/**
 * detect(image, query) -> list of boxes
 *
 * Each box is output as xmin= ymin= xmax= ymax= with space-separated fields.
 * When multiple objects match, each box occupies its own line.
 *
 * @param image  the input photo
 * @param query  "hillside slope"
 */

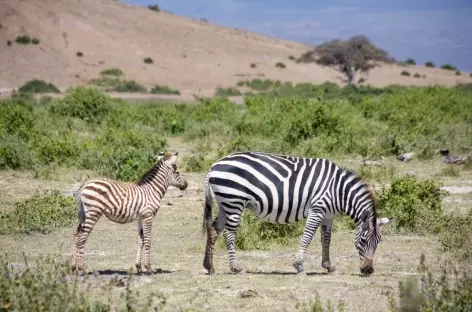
xmin=0 ymin=0 xmax=470 ymax=96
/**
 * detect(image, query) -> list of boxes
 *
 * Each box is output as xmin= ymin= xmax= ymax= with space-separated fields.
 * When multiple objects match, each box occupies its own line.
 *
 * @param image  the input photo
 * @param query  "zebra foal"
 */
xmin=71 ymin=151 xmax=188 ymax=274
xmin=202 ymin=151 xmax=392 ymax=276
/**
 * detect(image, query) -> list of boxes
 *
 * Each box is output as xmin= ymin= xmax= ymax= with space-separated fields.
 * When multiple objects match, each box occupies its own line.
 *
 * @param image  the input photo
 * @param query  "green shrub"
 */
xmin=148 ymin=4 xmax=160 ymax=11
xmin=455 ymin=70 xmax=461 ymax=76
xmin=389 ymin=254 xmax=472 ymax=312
xmin=440 ymin=64 xmax=457 ymax=71
xmin=0 ymin=254 xmax=167 ymax=311
xmin=405 ymin=58 xmax=416 ymax=65
xmin=424 ymin=61 xmax=435 ymax=68
xmin=250 ymin=63 xmax=256 ymax=68
xmin=48 ymin=86 xmax=114 ymax=124
xmin=144 ymin=57 xmax=153 ymax=64
xmin=400 ymin=70 xmax=410 ymax=76
xmin=275 ymin=62 xmax=286 ymax=68
xmin=18 ymin=79 xmax=60 ymax=94
xmin=15 ymin=35 xmax=31 ymax=44
xmin=0 ymin=189 xmax=75 ymax=235
xmin=114 ymin=80 xmax=147 ymax=93
xmin=288 ymin=55 xmax=296 ymax=61
xmin=76 ymin=51 xmax=83 ymax=57
xmin=150 ymin=84 xmax=181 ymax=95
xmin=376 ymin=175 xmax=448 ymax=234
xmin=7 ymin=40 xmax=12 ymax=46
xmin=31 ymin=37 xmax=40 ymax=45
xmin=413 ymin=73 xmax=421 ymax=78
xmin=100 ymin=68 xmax=123 ymax=76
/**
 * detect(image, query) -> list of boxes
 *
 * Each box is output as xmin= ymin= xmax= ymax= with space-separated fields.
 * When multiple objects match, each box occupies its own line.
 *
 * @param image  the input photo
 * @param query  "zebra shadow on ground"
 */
xmin=87 ymin=268 xmax=175 ymax=276
xmin=245 ymin=270 xmax=328 ymax=276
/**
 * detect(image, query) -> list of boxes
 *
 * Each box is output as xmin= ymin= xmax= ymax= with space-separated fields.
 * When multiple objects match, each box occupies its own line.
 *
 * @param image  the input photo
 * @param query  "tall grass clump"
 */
xmin=0 ymin=254 xmax=168 ymax=311
xmin=0 ymin=189 xmax=75 ymax=235
xmin=389 ymin=254 xmax=472 ymax=312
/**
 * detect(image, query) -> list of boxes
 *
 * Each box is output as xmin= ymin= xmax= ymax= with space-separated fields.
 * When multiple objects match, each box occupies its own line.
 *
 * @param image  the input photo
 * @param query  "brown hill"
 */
xmin=1 ymin=0 xmax=471 ymax=97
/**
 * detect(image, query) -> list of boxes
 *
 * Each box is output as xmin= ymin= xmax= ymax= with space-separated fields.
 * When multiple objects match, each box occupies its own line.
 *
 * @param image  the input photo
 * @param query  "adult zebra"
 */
xmin=71 ymin=151 xmax=188 ymax=274
xmin=202 ymin=151 xmax=391 ymax=276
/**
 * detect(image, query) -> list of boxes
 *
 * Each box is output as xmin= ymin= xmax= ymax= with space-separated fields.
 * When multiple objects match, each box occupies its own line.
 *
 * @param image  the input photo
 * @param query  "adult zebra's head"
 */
xmin=157 ymin=151 xmax=188 ymax=191
xmin=354 ymin=190 xmax=392 ymax=276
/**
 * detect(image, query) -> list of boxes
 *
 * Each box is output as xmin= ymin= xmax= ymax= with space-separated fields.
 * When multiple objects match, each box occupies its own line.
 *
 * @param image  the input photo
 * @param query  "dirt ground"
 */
xmin=1 ymin=0 xmax=471 ymax=96
xmin=1 ymin=151 xmax=471 ymax=311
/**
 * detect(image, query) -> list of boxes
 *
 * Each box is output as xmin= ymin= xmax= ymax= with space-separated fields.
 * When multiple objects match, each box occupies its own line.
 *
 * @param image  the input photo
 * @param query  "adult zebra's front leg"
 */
xmin=135 ymin=219 xmax=145 ymax=274
xmin=320 ymin=218 xmax=336 ymax=273
xmin=293 ymin=208 xmax=324 ymax=275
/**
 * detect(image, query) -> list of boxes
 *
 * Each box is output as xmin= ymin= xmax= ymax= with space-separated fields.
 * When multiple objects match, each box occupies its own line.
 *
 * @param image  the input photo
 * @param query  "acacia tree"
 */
xmin=297 ymin=35 xmax=395 ymax=84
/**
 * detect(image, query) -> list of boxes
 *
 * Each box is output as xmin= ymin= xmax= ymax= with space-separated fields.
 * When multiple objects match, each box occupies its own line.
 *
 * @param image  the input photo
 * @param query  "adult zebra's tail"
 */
xmin=202 ymin=173 xmax=214 ymax=235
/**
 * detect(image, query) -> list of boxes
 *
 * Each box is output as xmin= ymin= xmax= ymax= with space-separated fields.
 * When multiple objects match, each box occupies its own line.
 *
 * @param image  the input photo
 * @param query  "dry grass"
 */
xmin=2 ymin=152 xmax=471 ymax=311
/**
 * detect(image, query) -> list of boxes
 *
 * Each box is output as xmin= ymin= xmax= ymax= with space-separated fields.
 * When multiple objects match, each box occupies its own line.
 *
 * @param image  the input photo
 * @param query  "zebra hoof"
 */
xmin=293 ymin=261 xmax=305 ymax=274
xmin=230 ymin=265 xmax=244 ymax=274
xmin=322 ymin=262 xmax=336 ymax=274
xmin=203 ymin=261 xmax=215 ymax=275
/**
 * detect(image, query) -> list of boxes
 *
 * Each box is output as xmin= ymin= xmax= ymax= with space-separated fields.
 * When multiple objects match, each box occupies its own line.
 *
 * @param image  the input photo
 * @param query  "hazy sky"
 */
xmin=126 ymin=0 xmax=472 ymax=71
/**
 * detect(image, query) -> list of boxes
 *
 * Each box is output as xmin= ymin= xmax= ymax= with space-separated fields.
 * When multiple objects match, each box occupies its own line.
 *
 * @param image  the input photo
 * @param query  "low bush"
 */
xmin=76 ymin=51 xmax=83 ymax=57
xmin=215 ymin=87 xmax=241 ymax=97
xmin=114 ymin=80 xmax=147 ymax=93
xmin=413 ymin=73 xmax=421 ymax=78
xmin=48 ymin=86 xmax=114 ymax=124
xmin=275 ymin=62 xmax=286 ymax=68
xmin=424 ymin=61 xmax=435 ymax=68
xmin=143 ymin=57 xmax=154 ymax=64
xmin=150 ymin=84 xmax=181 ymax=95
xmin=18 ymin=79 xmax=60 ymax=94
xmin=99 ymin=68 xmax=123 ymax=76
xmin=440 ymin=64 xmax=457 ymax=71
xmin=31 ymin=38 xmax=40 ymax=45
xmin=0 ymin=189 xmax=75 ymax=235
xmin=15 ymin=35 xmax=31 ymax=44
xmin=376 ymin=175 xmax=448 ymax=234
xmin=400 ymin=70 xmax=410 ymax=76
xmin=438 ymin=209 xmax=472 ymax=261
xmin=405 ymin=58 xmax=416 ymax=65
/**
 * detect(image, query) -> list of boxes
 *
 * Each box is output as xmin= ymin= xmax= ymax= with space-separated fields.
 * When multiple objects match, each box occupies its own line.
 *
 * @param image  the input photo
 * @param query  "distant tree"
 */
xmin=297 ymin=35 xmax=395 ymax=84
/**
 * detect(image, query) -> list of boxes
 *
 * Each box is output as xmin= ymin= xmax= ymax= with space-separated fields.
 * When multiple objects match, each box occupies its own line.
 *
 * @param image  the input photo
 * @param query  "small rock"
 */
xmin=397 ymin=152 xmax=414 ymax=162
xmin=443 ymin=155 xmax=471 ymax=165
xmin=238 ymin=289 xmax=258 ymax=298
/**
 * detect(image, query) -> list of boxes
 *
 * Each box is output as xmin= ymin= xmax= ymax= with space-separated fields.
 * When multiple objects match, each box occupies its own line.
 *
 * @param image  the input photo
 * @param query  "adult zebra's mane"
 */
xmin=340 ymin=166 xmax=378 ymax=232
xmin=136 ymin=158 xmax=165 ymax=186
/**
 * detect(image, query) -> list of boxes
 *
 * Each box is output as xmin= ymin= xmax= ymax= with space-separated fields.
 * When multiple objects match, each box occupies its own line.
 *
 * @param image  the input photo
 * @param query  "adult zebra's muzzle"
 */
xmin=179 ymin=180 xmax=188 ymax=191
xmin=360 ymin=258 xmax=374 ymax=276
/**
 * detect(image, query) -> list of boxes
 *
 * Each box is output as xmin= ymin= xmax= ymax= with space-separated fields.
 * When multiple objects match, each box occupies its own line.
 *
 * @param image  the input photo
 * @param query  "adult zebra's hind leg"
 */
xmin=203 ymin=206 xmax=226 ymax=275
xmin=223 ymin=220 xmax=243 ymax=274
xmin=321 ymin=218 xmax=336 ymax=273
xmin=293 ymin=209 xmax=324 ymax=275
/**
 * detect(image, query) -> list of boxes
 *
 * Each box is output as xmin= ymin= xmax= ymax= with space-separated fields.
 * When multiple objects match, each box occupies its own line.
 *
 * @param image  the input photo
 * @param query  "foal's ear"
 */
xmin=165 ymin=152 xmax=179 ymax=166
xmin=377 ymin=217 xmax=392 ymax=226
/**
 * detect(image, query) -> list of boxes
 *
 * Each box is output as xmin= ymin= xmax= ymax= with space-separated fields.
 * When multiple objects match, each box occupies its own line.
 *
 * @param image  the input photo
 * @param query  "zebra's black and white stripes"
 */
xmin=202 ymin=151 xmax=391 ymax=275
xmin=71 ymin=151 xmax=188 ymax=274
